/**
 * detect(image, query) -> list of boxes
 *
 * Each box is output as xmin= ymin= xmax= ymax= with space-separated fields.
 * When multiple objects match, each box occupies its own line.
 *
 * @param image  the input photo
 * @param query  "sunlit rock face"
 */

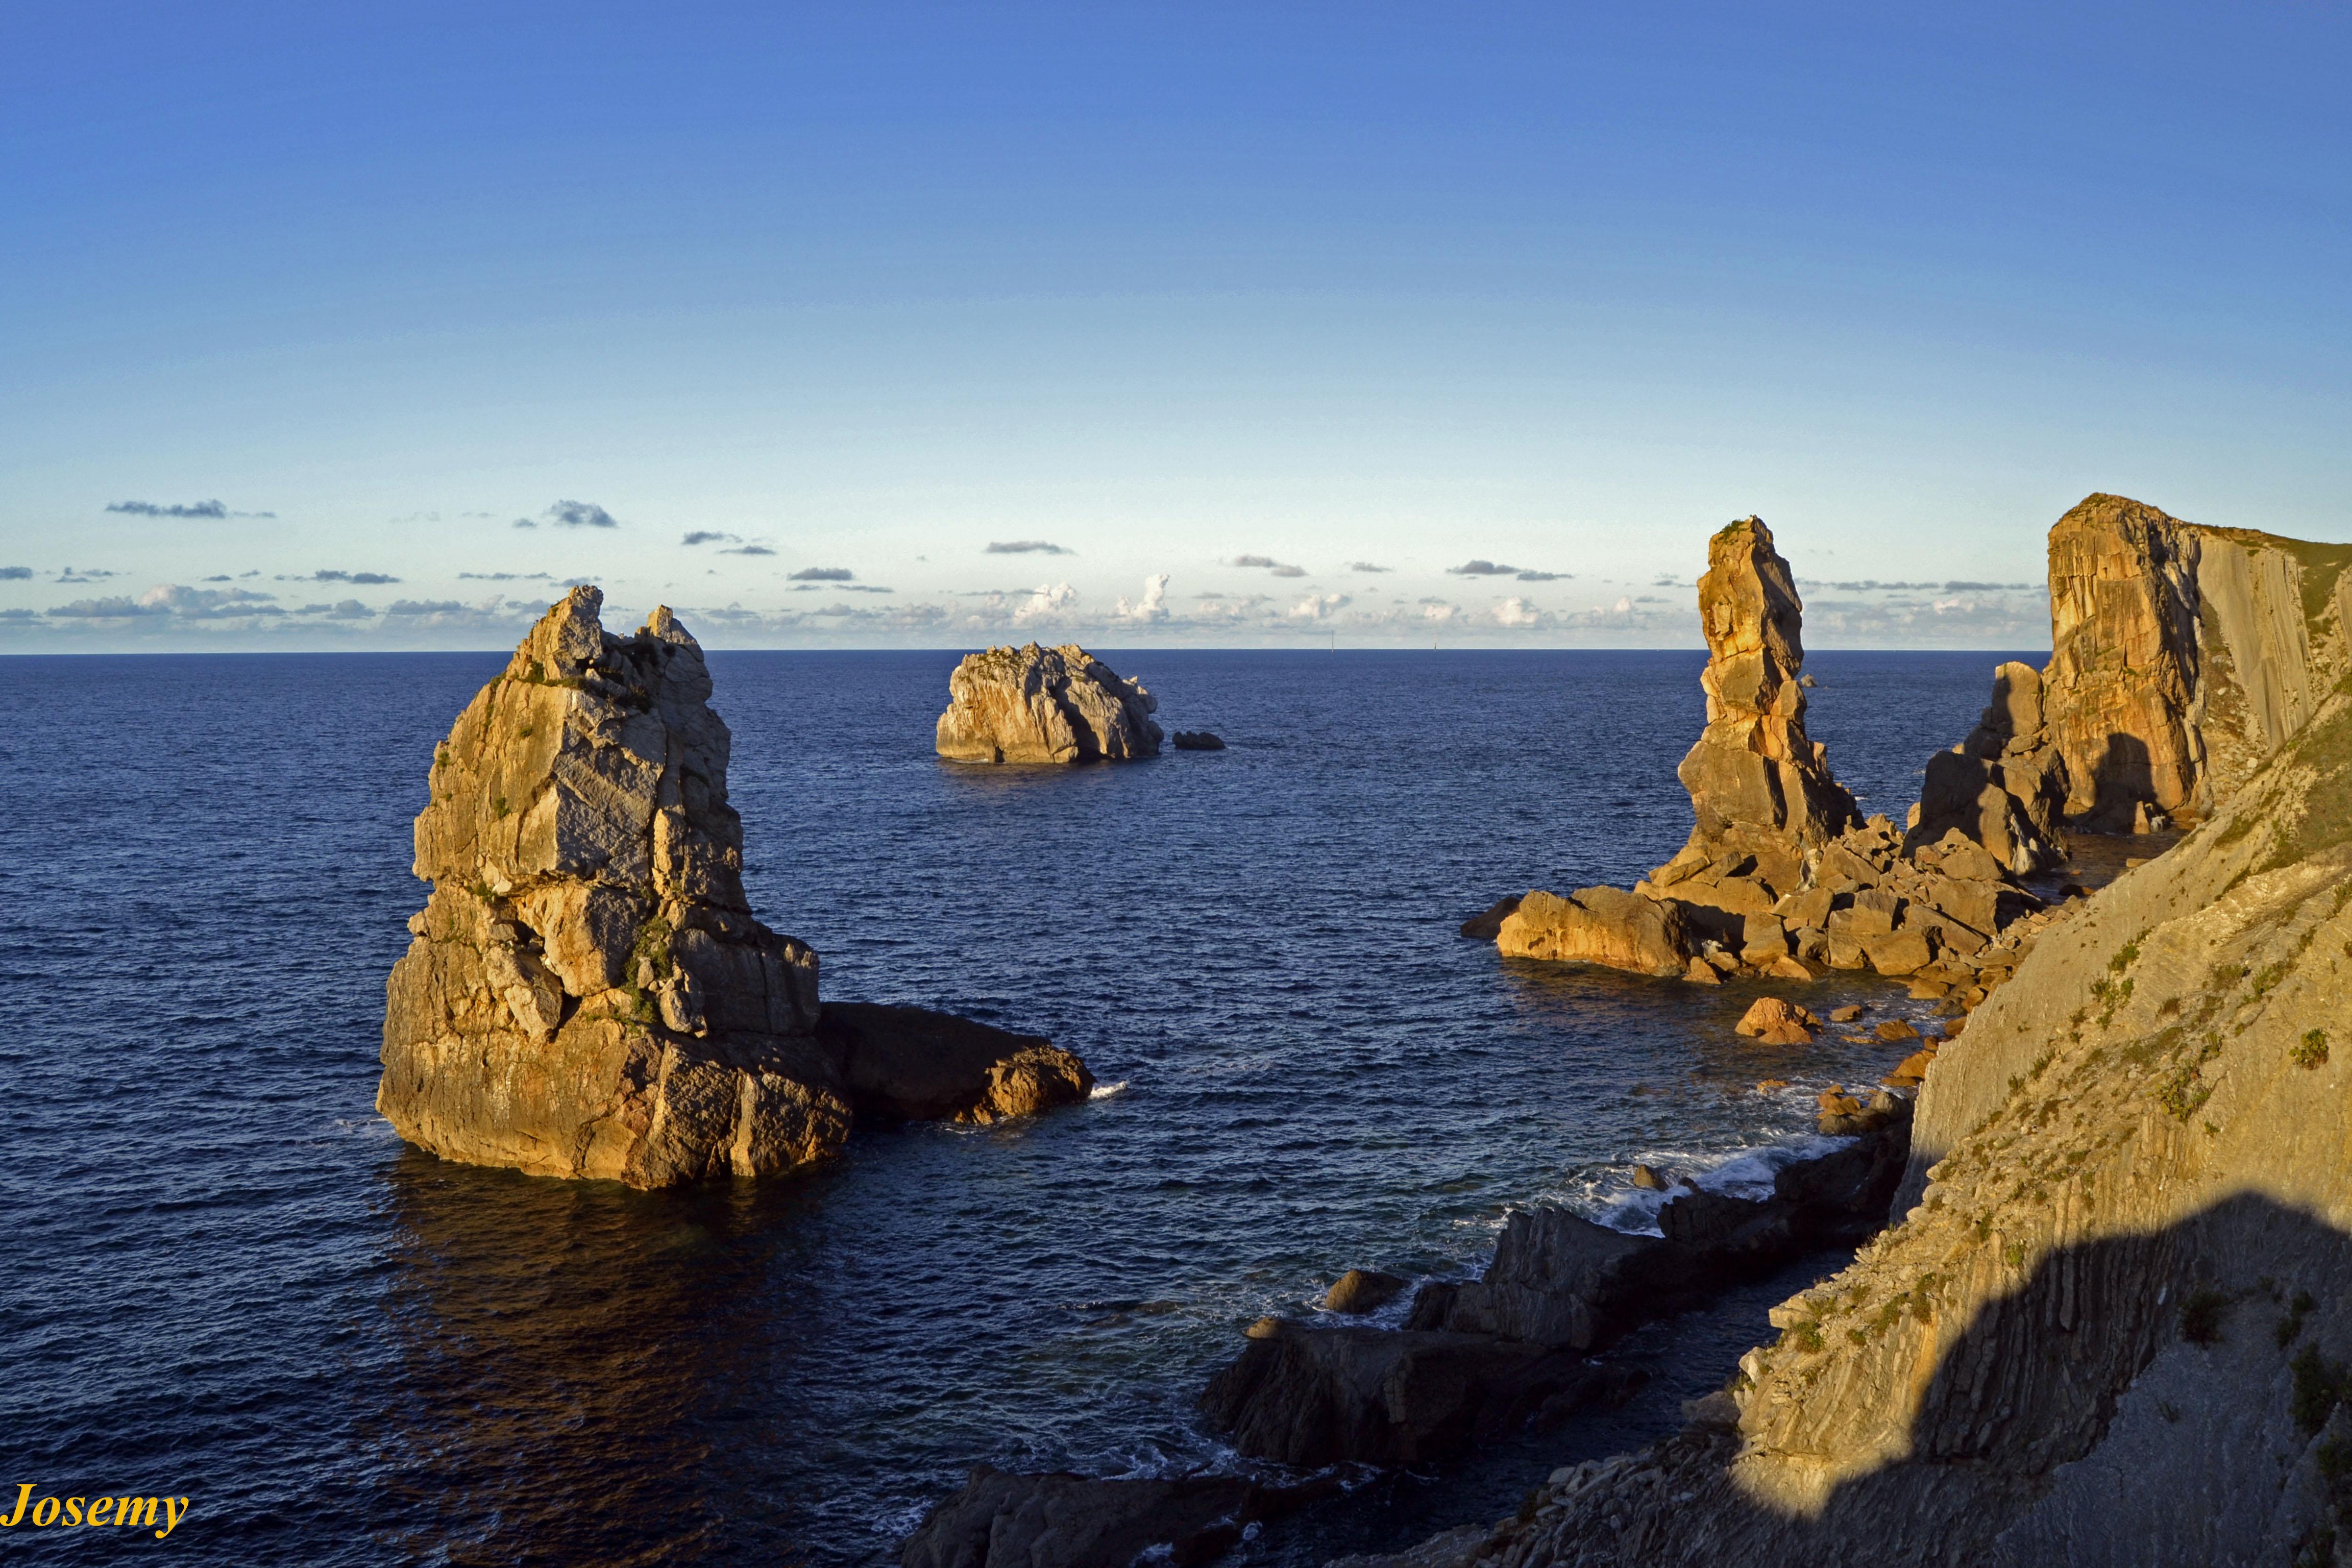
xmin=1653 ymin=516 xmax=1861 ymax=894
xmin=2043 ymin=492 xmax=2352 ymax=830
xmin=379 ymin=586 xmax=847 ymax=1186
xmin=935 ymin=642 xmax=1162 ymax=764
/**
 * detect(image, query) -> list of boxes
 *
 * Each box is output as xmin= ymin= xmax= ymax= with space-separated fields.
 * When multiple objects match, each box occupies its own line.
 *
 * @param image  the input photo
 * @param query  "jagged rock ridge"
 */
xmin=379 ymin=587 xmax=1091 ymax=1187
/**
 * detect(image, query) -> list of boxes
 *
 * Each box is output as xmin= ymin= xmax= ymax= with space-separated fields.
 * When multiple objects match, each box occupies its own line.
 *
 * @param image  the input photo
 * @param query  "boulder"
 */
xmin=813 ymin=1003 xmax=1092 ymax=1124
xmin=1735 ymin=997 xmax=1818 ymax=1045
xmin=379 ymin=589 xmax=852 ymax=1186
xmin=1497 ymin=887 xmax=1689 ymax=977
xmin=1197 ymin=1320 xmax=1643 ymax=1467
xmin=935 ymin=643 xmax=1162 ymax=764
xmin=1324 ymin=1268 xmax=1409 ymax=1315
xmin=1171 ymin=730 xmax=1226 ymax=751
xmin=901 ymin=1464 xmax=1308 ymax=1568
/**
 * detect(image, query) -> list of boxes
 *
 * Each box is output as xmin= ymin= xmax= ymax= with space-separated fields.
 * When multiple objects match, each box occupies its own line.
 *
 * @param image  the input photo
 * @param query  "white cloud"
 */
xmin=1115 ymin=573 xmax=1170 ymax=622
xmin=1289 ymin=592 xmax=1350 ymax=620
xmin=1011 ymin=581 xmax=1079 ymax=623
xmin=1495 ymin=596 xmax=1541 ymax=628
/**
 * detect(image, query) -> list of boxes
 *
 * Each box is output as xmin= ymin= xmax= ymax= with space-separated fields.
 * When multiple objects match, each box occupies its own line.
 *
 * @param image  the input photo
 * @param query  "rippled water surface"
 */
xmin=0 ymin=648 xmax=2029 ymax=1564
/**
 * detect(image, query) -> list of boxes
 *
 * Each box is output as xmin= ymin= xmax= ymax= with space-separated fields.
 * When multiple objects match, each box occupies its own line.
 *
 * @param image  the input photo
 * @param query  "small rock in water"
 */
xmin=1876 ymin=1019 xmax=1921 ymax=1042
xmin=1172 ymin=730 xmax=1226 ymax=751
xmin=1830 ymin=1003 xmax=1866 ymax=1022
xmin=1756 ymin=1079 xmax=1789 ymax=1092
xmin=1244 ymin=1315 xmax=1286 ymax=1340
xmin=1631 ymin=1164 xmax=1667 ymax=1190
xmin=1735 ymin=996 xmax=1819 ymax=1044
xmin=1799 ymin=673 xmax=1820 ymax=688
xmin=1323 ymin=1269 xmax=1408 ymax=1315
xmin=1459 ymin=894 xmax=1524 ymax=940
xmin=1685 ymin=957 xmax=1723 ymax=985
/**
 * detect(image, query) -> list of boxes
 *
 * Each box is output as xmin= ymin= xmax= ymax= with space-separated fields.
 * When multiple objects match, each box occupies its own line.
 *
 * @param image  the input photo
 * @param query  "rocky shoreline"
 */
xmin=896 ymin=492 xmax=2352 ymax=1568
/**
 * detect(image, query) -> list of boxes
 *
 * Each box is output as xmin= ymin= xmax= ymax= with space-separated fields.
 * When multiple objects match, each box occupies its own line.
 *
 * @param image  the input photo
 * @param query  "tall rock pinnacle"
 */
xmin=1660 ymin=516 xmax=1860 ymax=885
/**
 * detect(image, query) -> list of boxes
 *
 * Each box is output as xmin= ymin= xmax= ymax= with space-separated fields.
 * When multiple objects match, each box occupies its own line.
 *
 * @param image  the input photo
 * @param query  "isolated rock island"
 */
xmin=378 ymin=587 xmax=1090 ymax=1186
xmin=936 ymin=642 xmax=1163 ymax=763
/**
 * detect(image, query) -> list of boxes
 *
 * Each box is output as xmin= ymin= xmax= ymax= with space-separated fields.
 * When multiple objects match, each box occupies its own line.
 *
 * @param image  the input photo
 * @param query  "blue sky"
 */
xmin=3 ymin=2 xmax=2346 ymax=649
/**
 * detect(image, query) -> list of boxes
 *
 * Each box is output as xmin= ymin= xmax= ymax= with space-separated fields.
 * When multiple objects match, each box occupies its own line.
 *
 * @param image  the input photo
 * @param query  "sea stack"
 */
xmin=1653 ymin=515 xmax=1860 ymax=888
xmin=379 ymin=587 xmax=849 ymax=1185
xmin=936 ymin=643 xmax=1163 ymax=764
xmin=379 ymin=587 xmax=1093 ymax=1187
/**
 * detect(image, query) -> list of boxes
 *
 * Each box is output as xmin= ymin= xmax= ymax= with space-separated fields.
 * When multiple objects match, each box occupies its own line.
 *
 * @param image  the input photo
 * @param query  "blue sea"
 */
xmin=0 ymin=648 xmax=2028 ymax=1564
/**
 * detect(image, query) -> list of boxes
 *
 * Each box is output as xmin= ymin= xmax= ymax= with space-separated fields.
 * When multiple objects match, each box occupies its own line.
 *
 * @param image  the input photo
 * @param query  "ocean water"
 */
xmin=0 ymin=648 xmax=2028 ymax=1565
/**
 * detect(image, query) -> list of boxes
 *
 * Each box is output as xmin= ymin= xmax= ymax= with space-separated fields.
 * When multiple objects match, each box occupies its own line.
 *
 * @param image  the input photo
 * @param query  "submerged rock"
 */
xmin=935 ymin=643 xmax=1162 ymax=764
xmin=380 ymin=589 xmax=1090 ymax=1188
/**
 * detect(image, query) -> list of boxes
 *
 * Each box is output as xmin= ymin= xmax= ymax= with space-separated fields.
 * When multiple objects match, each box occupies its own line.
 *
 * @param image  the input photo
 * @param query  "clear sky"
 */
xmin=4 ymin=2 xmax=2346 ymax=650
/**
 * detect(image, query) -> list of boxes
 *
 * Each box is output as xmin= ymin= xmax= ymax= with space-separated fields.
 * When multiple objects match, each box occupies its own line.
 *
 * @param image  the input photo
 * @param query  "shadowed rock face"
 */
xmin=380 ymin=590 xmax=1095 ymax=1188
xmin=935 ymin=643 xmax=1163 ymax=764
xmin=814 ymin=1002 xmax=1092 ymax=1124
xmin=1906 ymin=660 xmax=2070 ymax=873
xmin=380 ymin=587 xmax=847 ymax=1186
xmin=901 ymin=1465 xmax=1320 ymax=1568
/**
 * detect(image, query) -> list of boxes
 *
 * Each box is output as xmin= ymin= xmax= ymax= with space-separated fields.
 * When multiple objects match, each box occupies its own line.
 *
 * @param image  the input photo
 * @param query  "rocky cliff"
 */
xmin=1365 ymin=537 xmax=2352 ymax=1567
xmin=2045 ymin=493 xmax=2352 ymax=830
xmin=936 ymin=643 xmax=1162 ymax=764
xmin=380 ymin=588 xmax=1090 ymax=1187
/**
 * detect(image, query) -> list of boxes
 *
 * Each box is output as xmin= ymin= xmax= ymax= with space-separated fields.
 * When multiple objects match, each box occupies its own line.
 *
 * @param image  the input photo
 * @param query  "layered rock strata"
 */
xmin=380 ymin=589 xmax=1089 ymax=1186
xmin=1353 ymin=648 xmax=2352 ymax=1568
xmin=2044 ymin=492 xmax=2352 ymax=829
xmin=935 ymin=643 xmax=1163 ymax=764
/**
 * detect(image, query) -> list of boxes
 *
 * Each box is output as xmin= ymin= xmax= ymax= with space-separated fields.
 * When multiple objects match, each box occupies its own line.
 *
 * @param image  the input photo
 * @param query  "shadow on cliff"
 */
xmin=360 ymin=1148 xmax=845 ymax=1565
xmin=1526 ymin=1191 xmax=2352 ymax=1567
